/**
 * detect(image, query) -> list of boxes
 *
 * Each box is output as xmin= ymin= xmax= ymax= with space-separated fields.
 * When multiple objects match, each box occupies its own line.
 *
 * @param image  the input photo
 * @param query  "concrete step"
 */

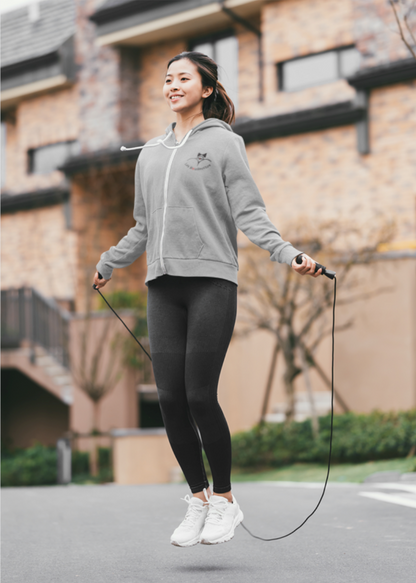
xmin=35 ymin=355 xmax=57 ymax=367
xmin=42 ymin=364 xmax=66 ymax=376
xmin=53 ymin=376 xmax=73 ymax=387
xmin=29 ymin=344 xmax=74 ymax=404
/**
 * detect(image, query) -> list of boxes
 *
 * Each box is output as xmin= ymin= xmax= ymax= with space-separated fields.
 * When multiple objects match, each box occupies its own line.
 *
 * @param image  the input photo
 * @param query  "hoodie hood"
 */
xmin=165 ymin=117 xmax=234 ymax=136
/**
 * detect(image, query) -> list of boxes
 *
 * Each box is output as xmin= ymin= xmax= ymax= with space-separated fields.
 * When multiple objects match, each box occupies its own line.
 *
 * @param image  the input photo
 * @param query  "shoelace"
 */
xmin=179 ymin=494 xmax=207 ymax=526
xmin=205 ymin=497 xmax=229 ymax=525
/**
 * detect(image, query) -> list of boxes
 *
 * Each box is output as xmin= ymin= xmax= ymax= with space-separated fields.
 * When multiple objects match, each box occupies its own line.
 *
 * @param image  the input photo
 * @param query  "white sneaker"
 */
xmin=170 ymin=489 xmax=210 ymax=547
xmin=200 ymin=494 xmax=244 ymax=545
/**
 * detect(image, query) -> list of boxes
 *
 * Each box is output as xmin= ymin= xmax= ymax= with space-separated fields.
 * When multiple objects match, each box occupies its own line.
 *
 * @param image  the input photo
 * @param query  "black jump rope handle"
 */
xmin=296 ymin=254 xmax=336 ymax=280
xmin=93 ymin=273 xmax=104 ymax=289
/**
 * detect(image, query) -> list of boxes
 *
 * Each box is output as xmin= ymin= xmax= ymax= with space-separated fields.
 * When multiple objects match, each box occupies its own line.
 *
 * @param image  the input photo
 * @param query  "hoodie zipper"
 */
xmin=159 ymin=147 xmax=179 ymax=274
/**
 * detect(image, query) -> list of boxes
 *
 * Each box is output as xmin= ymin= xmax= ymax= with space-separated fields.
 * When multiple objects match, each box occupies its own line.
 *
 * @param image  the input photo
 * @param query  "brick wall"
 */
xmin=1 ymin=204 xmax=77 ymax=301
xmin=70 ymin=167 xmax=148 ymax=313
xmin=245 ymin=81 xmax=416 ymax=245
xmin=353 ymin=0 xmax=415 ymax=68
xmin=75 ymin=0 xmax=140 ymax=151
xmin=2 ymin=86 xmax=79 ymax=195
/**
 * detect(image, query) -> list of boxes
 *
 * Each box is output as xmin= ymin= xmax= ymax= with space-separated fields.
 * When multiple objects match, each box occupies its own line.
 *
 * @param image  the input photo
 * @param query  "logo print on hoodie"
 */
xmin=185 ymin=153 xmax=212 ymax=171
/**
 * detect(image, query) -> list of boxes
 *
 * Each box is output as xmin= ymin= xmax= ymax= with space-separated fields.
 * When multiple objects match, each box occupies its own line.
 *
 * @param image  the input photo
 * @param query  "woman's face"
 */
xmin=163 ymin=58 xmax=213 ymax=114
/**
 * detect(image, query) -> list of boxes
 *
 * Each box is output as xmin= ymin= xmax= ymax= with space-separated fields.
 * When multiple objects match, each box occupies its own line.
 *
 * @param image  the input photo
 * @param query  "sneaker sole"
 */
xmin=171 ymin=538 xmax=200 ymax=547
xmin=200 ymin=509 xmax=244 ymax=545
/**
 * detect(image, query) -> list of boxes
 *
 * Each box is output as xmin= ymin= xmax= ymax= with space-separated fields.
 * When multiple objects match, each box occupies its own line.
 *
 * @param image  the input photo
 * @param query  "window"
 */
xmin=277 ymin=46 xmax=361 ymax=92
xmin=190 ymin=31 xmax=239 ymax=110
xmin=1 ymin=122 xmax=6 ymax=187
xmin=28 ymin=140 xmax=80 ymax=174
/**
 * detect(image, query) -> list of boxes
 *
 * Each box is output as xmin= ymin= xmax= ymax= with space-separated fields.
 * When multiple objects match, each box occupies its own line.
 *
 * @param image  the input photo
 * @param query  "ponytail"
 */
xmin=166 ymin=51 xmax=235 ymax=125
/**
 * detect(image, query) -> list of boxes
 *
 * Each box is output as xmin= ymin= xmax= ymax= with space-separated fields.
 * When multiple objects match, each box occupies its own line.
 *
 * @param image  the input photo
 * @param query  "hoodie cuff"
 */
xmin=96 ymin=261 xmax=113 ymax=280
xmin=274 ymin=244 xmax=303 ymax=267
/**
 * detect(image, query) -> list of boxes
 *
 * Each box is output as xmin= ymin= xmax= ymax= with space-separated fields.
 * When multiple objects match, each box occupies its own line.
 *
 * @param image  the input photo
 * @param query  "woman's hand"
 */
xmin=93 ymin=271 xmax=111 ymax=290
xmin=291 ymin=254 xmax=322 ymax=277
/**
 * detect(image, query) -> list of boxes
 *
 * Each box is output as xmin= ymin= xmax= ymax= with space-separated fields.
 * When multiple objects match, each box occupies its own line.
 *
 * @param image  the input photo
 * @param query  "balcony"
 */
xmin=91 ymin=0 xmax=264 ymax=47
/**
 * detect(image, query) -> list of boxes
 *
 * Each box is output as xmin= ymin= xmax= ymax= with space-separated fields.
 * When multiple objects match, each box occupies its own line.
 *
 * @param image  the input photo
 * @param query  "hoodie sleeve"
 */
xmin=221 ymin=134 xmax=302 ymax=266
xmin=96 ymin=156 xmax=148 ymax=280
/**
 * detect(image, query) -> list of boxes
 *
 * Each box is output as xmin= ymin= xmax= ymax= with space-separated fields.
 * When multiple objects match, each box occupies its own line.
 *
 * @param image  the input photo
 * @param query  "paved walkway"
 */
xmin=2 ymin=480 xmax=415 ymax=583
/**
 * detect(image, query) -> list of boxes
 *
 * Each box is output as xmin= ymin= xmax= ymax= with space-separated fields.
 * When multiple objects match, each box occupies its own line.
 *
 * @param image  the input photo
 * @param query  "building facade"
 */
xmin=1 ymin=0 xmax=415 ymax=453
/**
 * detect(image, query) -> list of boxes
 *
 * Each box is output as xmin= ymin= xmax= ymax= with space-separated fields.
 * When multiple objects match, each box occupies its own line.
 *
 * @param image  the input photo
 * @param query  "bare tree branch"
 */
xmin=389 ymin=0 xmax=416 ymax=59
xmin=238 ymin=217 xmax=395 ymax=425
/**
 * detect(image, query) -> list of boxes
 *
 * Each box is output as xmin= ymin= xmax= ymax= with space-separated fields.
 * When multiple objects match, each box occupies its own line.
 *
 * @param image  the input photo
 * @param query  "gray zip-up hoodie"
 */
xmin=96 ymin=118 xmax=302 ymax=285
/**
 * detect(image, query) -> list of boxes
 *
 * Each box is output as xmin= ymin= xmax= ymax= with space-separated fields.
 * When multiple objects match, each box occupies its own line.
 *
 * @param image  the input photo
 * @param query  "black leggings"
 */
xmin=147 ymin=275 xmax=237 ymax=494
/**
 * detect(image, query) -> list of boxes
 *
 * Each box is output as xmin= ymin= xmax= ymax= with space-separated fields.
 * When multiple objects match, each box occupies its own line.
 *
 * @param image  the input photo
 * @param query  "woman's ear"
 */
xmin=202 ymin=87 xmax=214 ymax=99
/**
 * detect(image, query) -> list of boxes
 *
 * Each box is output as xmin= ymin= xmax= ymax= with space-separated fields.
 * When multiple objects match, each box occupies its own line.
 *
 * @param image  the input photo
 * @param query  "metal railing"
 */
xmin=1 ymin=287 xmax=71 ymax=368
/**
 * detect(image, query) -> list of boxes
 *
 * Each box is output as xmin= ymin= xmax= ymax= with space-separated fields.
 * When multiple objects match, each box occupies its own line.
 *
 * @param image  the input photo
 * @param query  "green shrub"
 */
xmin=1 ymin=443 xmax=57 ymax=487
xmin=231 ymin=410 xmax=416 ymax=469
xmin=98 ymin=447 xmax=111 ymax=470
xmin=1 ymin=444 xmax=115 ymax=487
xmin=97 ymin=447 xmax=113 ymax=482
xmin=72 ymin=450 xmax=90 ymax=475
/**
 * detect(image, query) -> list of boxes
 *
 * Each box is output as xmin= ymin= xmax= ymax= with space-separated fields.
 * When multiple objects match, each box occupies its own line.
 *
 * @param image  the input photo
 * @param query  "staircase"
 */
xmin=1 ymin=287 xmax=73 ymax=404
xmin=31 ymin=344 xmax=73 ymax=404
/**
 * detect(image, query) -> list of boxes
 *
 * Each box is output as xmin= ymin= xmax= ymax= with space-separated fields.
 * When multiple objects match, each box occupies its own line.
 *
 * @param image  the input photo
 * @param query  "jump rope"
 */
xmin=93 ymin=255 xmax=336 ymax=541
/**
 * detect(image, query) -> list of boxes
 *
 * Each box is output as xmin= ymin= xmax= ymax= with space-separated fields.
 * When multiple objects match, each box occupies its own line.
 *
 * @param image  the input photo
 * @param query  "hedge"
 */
xmin=231 ymin=410 xmax=416 ymax=468
xmin=1 ymin=443 xmax=57 ymax=487
xmin=1 ymin=445 xmax=111 ymax=487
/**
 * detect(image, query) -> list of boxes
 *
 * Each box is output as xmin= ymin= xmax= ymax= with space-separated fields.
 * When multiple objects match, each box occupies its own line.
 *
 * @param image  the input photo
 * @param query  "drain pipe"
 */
xmin=219 ymin=0 xmax=264 ymax=102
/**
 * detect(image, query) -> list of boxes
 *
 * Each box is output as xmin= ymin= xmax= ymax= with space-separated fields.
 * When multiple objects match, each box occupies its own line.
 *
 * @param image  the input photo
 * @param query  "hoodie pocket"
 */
xmin=164 ymin=207 xmax=204 ymax=260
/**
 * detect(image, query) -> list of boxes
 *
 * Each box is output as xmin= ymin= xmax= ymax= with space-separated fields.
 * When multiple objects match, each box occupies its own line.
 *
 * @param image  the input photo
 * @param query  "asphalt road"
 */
xmin=2 ymin=480 xmax=415 ymax=583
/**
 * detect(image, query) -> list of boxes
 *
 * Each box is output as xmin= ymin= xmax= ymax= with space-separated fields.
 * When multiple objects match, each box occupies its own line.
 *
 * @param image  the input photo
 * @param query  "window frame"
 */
xmin=188 ymin=28 xmax=236 ymax=55
xmin=276 ymin=45 xmax=360 ymax=92
xmin=27 ymin=140 xmax=80 ymax=175
xmin=188 ymin=28 xmax=239 ymax=110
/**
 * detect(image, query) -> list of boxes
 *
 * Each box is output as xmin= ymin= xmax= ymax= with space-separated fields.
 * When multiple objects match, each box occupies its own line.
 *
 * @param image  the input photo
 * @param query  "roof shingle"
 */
xmin=1 ymin=0 xmax=76 ymax=69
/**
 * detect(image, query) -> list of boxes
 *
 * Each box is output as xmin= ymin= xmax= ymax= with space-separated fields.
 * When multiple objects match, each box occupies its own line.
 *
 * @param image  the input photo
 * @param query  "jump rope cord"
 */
xmin=93 ymin=275 xmax=336 ymax=541
xmin=240 ymin=275 xmax=336 ymax=541
xmin=93 ymin=287 xmax=152 ymax=362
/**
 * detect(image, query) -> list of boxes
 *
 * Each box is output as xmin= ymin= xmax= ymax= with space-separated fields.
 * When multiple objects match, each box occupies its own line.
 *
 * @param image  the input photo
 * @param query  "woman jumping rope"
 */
xmin=93 ymin=51 xmax=322 ymax=547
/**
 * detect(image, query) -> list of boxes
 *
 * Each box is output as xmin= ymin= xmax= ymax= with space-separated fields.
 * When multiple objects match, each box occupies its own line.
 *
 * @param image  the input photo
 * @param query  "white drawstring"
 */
xmin=120 ymin=128 xmax=193 ymax=152
xmin=157 ymin=128 xmax=193 ymax=150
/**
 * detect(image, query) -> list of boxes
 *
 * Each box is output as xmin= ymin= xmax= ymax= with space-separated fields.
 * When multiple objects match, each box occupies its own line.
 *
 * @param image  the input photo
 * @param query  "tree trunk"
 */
xmin=281 ymin=334 xmax=300 ymax=423
xmin=90 ymin=401 xmax=101 ymax=476
xmin=89 ymin=438 xmax=98 ymax=477
xmin=303 ymin=346 xmax=350 ymax=413
xmin=298 ymin=346 xmax=319 ymax=439
xmin=93 ymin=400 xmax=100 ymax=433
xmin=260 ymin=340 xmax=280 ymax=424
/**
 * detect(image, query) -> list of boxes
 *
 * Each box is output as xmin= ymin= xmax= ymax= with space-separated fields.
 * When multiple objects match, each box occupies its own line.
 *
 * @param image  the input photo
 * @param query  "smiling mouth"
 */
xmin=170 ymin=95 xmax=183 ymax=101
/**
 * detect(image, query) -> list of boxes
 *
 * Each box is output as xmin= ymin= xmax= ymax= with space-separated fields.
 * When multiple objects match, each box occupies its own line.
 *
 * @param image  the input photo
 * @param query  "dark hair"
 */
xmin=166 ymin=51 xmax=235 ymax=125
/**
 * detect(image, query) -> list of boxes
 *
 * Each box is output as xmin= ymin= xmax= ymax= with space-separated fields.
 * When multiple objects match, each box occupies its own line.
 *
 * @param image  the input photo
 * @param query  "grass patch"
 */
xmin=229 ymin=457 xmax=416 ymax=484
